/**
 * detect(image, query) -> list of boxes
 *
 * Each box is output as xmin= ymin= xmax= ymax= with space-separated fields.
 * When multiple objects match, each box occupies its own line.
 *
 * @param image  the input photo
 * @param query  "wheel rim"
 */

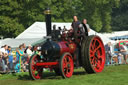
xmin=30 ymin=55 xmax=43 ymax=79
xmin=89 ymin=36 xmax=105 ymax=72
xmin=62 ymin=54 xmax=74 ymax=78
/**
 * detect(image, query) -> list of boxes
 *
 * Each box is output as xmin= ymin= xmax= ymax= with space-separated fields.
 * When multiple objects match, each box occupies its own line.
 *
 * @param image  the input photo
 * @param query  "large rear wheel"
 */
xmin=81 ymin=35 xmax=105 ymax=73
xmin=59 ymin=52 xmax=74 ymax=78
xmin=29 ymin=54 xmax=43 ymax=80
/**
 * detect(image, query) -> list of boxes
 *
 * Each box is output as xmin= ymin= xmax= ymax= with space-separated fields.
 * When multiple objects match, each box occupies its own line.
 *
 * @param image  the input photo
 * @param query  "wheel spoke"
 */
xmin=98 ymin=55 xmax=102 ymax=59
xmin=91 ymin=58 xmax=95 ymax=65
xmin=93 ymin=40 xmax=96 ymax=49
xmin=90 ymin=52 xmax=94 ymax=57
xmin=94 ymin=44 xmax=101 ymax=52
xmin=66 ymin=68 xmax=69 ymax=74
xmin=63 ymin=62 xmax=67 ymax=68
xmin=96 ymin=61 xmax=101 ymax=69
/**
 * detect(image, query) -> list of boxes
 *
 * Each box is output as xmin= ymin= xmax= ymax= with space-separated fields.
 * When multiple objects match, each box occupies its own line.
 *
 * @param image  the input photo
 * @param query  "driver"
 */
xmin=71 ymin=16 xmax=81 ymax=36
xmin=71 ymin=16 xmax=81 ymax=67
xmin=71 ymin=16 xmax=86 ymax=43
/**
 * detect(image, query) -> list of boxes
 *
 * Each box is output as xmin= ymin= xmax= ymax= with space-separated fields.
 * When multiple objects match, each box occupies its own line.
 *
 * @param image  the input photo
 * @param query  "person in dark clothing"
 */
xmin=51 ymin=25 xmax=61 ymax=40
xmin=71 ymin=16 xmax=81 ymax=67
xmin=7 ymin=46 xmax=13 ymax=71
xmin=71 ymin=16 xmax=81 ymax=35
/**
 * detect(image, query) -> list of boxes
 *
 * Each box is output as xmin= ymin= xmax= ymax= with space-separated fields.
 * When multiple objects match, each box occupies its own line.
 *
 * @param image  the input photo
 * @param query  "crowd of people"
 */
xmin=105 ymin=42 xmax=128 ymax=65
xmin=0 ymin=43 xmax=38 ymax=73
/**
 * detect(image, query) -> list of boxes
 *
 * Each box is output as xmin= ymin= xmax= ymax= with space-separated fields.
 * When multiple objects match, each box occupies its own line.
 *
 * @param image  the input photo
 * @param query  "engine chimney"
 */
xmin=44 ymin=8 xmax=51 ymax=36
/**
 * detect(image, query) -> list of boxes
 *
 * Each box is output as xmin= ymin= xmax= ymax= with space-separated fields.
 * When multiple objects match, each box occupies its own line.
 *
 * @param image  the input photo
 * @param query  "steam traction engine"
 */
xmin=29 ymin=8 xmax=105 ymax=80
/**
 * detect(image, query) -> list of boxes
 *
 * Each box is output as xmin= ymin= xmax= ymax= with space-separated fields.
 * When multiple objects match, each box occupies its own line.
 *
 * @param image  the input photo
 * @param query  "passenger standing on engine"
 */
xmin=82 ymin=19 xmax=90 ymax=36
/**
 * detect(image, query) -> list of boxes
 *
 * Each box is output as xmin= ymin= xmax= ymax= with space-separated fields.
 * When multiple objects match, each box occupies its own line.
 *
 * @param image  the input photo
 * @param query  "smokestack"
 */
xmin=44 ymin=8 xmax=51 ymax=36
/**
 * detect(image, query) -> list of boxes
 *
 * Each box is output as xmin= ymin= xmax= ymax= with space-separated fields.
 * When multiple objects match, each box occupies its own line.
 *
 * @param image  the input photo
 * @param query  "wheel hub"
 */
xmin=67 ymin=64 xmax=70 ymax=68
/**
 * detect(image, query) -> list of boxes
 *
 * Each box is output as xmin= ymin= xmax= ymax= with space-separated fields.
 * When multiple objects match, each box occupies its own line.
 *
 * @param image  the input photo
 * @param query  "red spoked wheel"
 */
xmin=29 ymin=54 xmax=43 ymax=80
xmin=59 ymin=52 xmax=74 ymax=78
xmin=81 ymin=35 xmax=105 ymax=73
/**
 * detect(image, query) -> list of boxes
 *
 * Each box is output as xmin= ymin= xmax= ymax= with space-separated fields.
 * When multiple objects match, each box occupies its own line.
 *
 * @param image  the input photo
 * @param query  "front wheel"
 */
xmin=29 ymin=54 xmax=43 ymax=80
xmin=59 ymin=52 xmax=74 ymax=78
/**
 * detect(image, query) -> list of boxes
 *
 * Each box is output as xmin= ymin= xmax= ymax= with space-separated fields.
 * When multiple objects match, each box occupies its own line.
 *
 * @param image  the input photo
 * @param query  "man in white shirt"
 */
xmin=82 ymin=19 xmax=90 ymax=36
xmin=26 ymin=45 xmax=33 ymax=58
xmin=0 ymin=45 xmax=8 ymax=55
xmin=0 ymin=45 xmax=8 ymax=72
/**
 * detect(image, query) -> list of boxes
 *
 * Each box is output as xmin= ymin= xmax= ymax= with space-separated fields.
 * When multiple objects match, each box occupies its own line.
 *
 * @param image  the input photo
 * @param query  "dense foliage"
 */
xmin=0 ymin=0 xmax=125 ymax=38
xmin=111 ymin=0 xmax=128 ymax=31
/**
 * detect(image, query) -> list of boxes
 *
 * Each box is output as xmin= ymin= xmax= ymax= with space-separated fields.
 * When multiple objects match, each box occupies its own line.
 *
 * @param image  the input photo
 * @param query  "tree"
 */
xmin=0 ymin=0 xmax=25 ymax=38
xmin=80 ymin=0 xmax=120 ymax=32
xmin=112 ymin=0 xmax=128 ymax=31
xmin=0 ymin=16 xmax=24 ymax=38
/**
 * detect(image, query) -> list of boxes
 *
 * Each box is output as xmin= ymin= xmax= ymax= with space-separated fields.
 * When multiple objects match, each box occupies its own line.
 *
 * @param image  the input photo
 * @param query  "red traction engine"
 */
xmin=29 ymin=8 xmax=106 ymax=80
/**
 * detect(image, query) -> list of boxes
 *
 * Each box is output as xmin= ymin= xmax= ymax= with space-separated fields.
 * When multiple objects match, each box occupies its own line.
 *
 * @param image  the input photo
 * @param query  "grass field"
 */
xmin=0 ymin=65 xmax=128 ymax=85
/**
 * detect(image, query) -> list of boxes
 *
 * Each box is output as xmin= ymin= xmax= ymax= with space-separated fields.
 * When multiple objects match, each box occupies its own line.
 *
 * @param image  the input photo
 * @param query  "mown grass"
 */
xmin=0 ymin=65 xmax=128 ymax=85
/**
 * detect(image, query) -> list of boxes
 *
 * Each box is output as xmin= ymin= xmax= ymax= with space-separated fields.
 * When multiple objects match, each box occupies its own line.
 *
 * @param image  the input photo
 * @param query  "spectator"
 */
xmin=26 ymin=45 xmax=33 ymax=59
xmin=7 ymin=46 xmax=13 ymax=72
xmin=0 ymin=45 xmax=8 ymax=72
xmin=114 ymin=44 xmax=124 ymax=64
xmin=118 ymin=53 xmax=123 ymax=64
xmin=105 ymin=42 xmax=112 ymax=65
xmin=32 ymin=46 xmax=38 ymax=54
xmin=120 ymin=42 xmax=128 ymax=64
xmin=16 ymin=48 xmax=20 ymax=62
xmin=21 ymin=43 xmax=28 ymax=63
xmin=0 ymin=51 xmax=3 ymax=71
xmin=22 ymin=43 xmax=26 ymax=53
xmin=111 ymin=44 xmax=123 ymax=64
xmin=16 ymin=45 xmax=24 ymax=72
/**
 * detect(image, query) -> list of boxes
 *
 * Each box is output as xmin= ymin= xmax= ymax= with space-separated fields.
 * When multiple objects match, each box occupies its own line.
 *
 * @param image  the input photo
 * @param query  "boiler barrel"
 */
xmin=41 ymin=40 xmax=76 ymax=57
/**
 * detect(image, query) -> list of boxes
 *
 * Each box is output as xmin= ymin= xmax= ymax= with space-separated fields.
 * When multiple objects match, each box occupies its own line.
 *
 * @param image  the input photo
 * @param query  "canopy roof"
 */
xmin=0 ymin=38 xmax=41 ymax=48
